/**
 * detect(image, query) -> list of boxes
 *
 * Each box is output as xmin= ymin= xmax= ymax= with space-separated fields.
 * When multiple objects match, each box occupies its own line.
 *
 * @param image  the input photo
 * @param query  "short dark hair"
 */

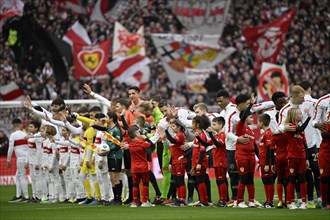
xmin=239 ymin=110 xmax=252 ymax=119
xmin=116 ymin=98 xmax=130 ymax=109
xmin=128 ymin=86 xmax=140 ymax=93
xmin=51 ymin=98 xmax=65 ymax=106
xmin=12 ymin=118 xmax=22 ymax=125
xmin=192 ymin=115 xmax=210 ymax=130
xmin=299 ymin=81 xmax=311 ymax=91
xmin=158 ymin=99 xmax=169 ymax=109
xmin=89 ymin=106 xmax=101 ymax=113
xmin=77 ymin=106 xmax=89 ymax=114
xmin=235 ymin=94 xmax=249 ymax=105
xmin=216 ymin=90 xmax=229 ymax=98
xmin=212 ymin=116 xmax=225 ymax=126
xmin=151 ymin=95 xmax=161 ymax=103
xmin=271 ymin=91 xmax=286 ymax=102
xmin=258 ymin=114 xmax=271 ymax=126
xmin=128 ymin=125 xmax=139 ymax=139
xmin=33 ymin=106 xmax=43 ymax=112
xmin=29 ymin=120 xmax=41 ymax=130
xmin=95 ymin=113 xmax=106 ymax=119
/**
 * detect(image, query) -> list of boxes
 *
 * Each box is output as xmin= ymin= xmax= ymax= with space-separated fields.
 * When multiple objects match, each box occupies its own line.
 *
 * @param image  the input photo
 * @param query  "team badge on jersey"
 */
xmin=320 ymin=169 xmax=323 ymax=175
xmin=240 ymin=167 xmax=244 ymax=172
xmin=289 ymin=168 xmax=294 ymax=174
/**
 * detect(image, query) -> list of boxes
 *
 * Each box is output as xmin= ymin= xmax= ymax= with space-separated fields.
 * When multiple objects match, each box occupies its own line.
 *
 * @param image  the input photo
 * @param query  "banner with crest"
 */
xmin=73 ymin=39 xmax=110 ymax=80
xmin=242 ymin=8 xmax=296 ymax=73
xmin=151 ymin=33 xmax=235 ymax=88
xmin=107 ymin=22 xmax=150 ymax=89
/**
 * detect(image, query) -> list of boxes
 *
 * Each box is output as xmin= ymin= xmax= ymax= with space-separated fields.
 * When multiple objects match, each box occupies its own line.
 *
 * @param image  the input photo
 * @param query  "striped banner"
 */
xmin=103 ymin=131 xmax=123 ymax=147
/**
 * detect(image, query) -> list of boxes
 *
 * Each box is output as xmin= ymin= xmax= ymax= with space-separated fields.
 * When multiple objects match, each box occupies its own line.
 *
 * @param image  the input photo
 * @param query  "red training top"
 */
xmin=235 ymin=120 xmax=256 ymax=160
xmin=170 ymin=132 xmax=186 ymax=165
xmin=259 ymin=128 xmax=273 ymax=165
xmin=212 ymin=132 xmax=227 ymax=167
xmin=129 ymin=139 xmax=151 ymax=173
xmin=286 ymin=123 xmax=306 ymax=159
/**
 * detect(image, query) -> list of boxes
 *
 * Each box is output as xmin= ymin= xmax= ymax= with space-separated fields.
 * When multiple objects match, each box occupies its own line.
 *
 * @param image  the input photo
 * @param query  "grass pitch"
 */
xmin=0 ymin=178 xmax=329 ymax=220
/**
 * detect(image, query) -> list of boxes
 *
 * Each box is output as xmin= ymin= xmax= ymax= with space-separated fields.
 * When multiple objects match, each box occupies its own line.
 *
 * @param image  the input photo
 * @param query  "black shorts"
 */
xmin=207 ymin=150 xmax=213 ymax=168
xmin=123 ymin=150 xmax=131 ymax=169
xmin=108 ymin=158 xmax=122 ymax=172
xmin=185 ymin=153 xmax=192 ymax=173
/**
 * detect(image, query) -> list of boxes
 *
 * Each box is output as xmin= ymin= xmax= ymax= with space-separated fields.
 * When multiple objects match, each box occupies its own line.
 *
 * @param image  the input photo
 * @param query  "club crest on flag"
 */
xmin=78 ymin=48 xmax=104 ymax=75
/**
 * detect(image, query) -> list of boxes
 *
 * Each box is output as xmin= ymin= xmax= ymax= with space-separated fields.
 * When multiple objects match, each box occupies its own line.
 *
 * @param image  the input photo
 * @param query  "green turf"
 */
xmin=0 ymin=178 xmax=329 ymax=220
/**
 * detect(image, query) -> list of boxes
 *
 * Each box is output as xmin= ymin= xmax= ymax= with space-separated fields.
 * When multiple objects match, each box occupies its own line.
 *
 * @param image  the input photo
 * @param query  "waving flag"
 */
xmin=0 ymin=81 xmax=24 ymax=101
xmin=171 ymin=0 xmax=231 ymax=35
xmin=243 ymin=8 xmax=296 ymax=73
xmin=73 ymin=136 xmax=96 ymax=150
xmin=107 ymin=22 xmax=150 ymax=89
xmin=53 ymin=0 xmax=85 ymax=14
xmin=184 ymin=68 xmax=216 ymax=93
xmin=0 ymin=0 xmax=24 ymax=19
xmin=104 ymin=131 xmax=123 ymax=147
xmin=151 ymin=33 xmax=235 ymax=88
xmin=73 ymin=39 xmax=110 ymax=80
xmin=63 ymin=21 xmax=92 ymax=47
xmin=257 ymin=62 xmax=289 ymax=102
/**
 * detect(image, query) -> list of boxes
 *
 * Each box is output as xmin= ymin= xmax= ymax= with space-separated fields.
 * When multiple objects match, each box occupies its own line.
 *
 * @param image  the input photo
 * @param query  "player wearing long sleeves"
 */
xmin=7 ymin=119 xmax=29 ymax=203
xmin=257 ymin=114 xmax=275 ymax=208
xmin=235 ymin=95 xmax=260 ymax=208
xmin=24 ymin=120 xmax=42 ymax=202
xmin=207 ymin=117 xmax=227 ymax=207
xmin=127 ymin=126 xmax=155 ymax=208
xmin=285 ymin=108 xmax=311 ymax=210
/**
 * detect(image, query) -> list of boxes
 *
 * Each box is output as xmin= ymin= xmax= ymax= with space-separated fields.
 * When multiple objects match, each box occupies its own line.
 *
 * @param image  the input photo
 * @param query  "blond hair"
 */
xmin=44 ymin=125 xmax=57 ymax=137
xmin=290 ymin=85 xmax=305 ymax=97
xmin=193 ymin=103 xmax=208 ymax=112
xmin=285 ymin=107 xmax=301 ymax=125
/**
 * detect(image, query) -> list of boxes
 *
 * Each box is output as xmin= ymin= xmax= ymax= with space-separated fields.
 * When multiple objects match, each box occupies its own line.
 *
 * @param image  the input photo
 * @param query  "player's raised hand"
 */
xmin=21 ymin=96 xmax=32 ymax=110
xmin=250 ymin=93 xmax=257 ymax=104
xmin=314 ymin=123 xmax=326 ymax=131
xmin=84 ymin=84 xmax=93 ymax=95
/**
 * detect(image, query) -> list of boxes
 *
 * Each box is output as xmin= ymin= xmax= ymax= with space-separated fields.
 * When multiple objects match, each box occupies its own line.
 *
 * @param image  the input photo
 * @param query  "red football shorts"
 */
xmin=132 ymin=172 xmax=149 ymax=184
xmin=287 ymin=157 xmax=306 ymax=176
xmin=275 ymin=156 xmax=288 ymax=179
xmin=318 ymin=154 xmax=330 ymax=177
xmin=171 ymin=162 xmax=186 ymax=176
xmin=214 ymin=166 xmax=227 ymax=181
xmin=236 ymin=158 xmax=256 ymax=175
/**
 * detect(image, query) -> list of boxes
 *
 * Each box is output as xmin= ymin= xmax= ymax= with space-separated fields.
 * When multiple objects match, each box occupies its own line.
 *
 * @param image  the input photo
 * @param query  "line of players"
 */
xmin=7 ymin=82 xmax=330 ymax=209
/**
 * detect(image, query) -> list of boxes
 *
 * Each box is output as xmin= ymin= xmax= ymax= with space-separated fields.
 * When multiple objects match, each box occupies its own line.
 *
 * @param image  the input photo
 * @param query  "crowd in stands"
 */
xmin=0 ymin=0 xmax=329 ymax=137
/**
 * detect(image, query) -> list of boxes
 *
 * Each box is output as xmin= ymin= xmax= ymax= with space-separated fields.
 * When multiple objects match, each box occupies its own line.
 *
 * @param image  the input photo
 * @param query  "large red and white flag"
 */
xmin=108 ymin=22 xmax=150 ymax=89
xmin=151 ymin=33 xmax=235 ymax=88
xmin=0 ymin=81 xmax=24 ymax=101
xmin=90 ymin=0 xmax=108 ymax=23
xmin=53 ymin=0 xmax=85 ymax=14
xmin=63 ymin=21 xmax=92 ymax=47
xmin=257 ymin=62 xmax=289 ymax=102
xmin=243 ymin=8 xmax=296 ymax=73
xmin=171 ymin=0 xmax=231 ymax=35
xmin=73 ymin=39 xmax=110 ymax=80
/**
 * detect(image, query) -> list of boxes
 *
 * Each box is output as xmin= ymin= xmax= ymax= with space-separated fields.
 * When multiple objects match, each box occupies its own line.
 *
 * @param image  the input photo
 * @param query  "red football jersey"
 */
xmin=272 ymin=133 xmax=288 ymax=157
xmin=170 ymin=132 xmax=186 ymax=165
xmin=129 ymin=140 xmax=151 ymax=173
xmin=319 ymin=122 xmax=330 ymax=157
xmin=286 ymin=123 xmax=306 ymax=159
xmin=212 ymin=132 xmax=227 ymax=167
xmin=259 ymin=128 xmax=273 ymax=165
xmin=192 ymin=131 xmax=208 ymax=168
xmin=235 ymin=120 xmax=256 ymax=160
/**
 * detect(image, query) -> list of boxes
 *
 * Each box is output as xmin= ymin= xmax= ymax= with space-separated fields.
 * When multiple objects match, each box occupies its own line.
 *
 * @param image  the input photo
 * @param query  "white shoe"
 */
xmin=299 ymin=202 xmax=307 ymax=209
xmin=130 ymin=203 xmax=137 ymax=208
xmin=50 ymin=199 xmax=59 ymax=204
xmin=188 ymin=200 xmax=200 ymax=207
xmin=141 ymin=201 xmax=155 ymax=207
xmin=254 ymin=199 xmax=262 ymax=207
xmin=237 ymin=202 xmax=248 ymax=208
xmin=289 ymin=202 xmax=298 ymax=210
xmin=248 ymin=202 xmax=256 ymax=208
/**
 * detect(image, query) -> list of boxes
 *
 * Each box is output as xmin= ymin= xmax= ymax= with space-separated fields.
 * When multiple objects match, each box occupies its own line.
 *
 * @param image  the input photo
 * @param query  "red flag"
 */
xmin=242 ymin=8 xmax=296 ymax=73
xmin=73 ymin=39 xmax=111 ymax=80
xmin=63 ymin=21 xmax=92 ymax=47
